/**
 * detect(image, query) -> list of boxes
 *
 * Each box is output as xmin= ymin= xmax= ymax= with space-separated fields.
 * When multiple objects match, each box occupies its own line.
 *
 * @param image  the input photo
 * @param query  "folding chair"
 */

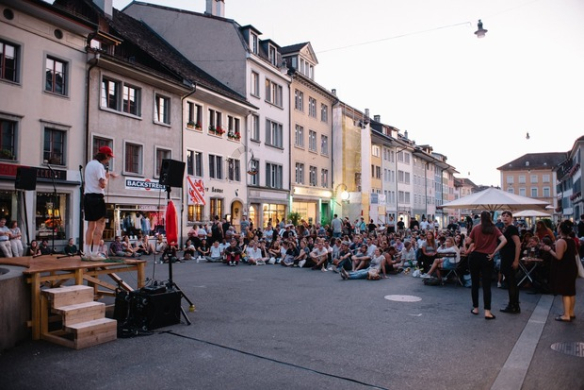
xmin=439 ymin=253 xmax=463 ymax=286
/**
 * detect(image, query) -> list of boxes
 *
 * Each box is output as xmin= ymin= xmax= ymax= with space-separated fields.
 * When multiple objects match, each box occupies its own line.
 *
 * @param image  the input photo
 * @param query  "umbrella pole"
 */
xmin=165 ymin=186 xmax=194 ymax=325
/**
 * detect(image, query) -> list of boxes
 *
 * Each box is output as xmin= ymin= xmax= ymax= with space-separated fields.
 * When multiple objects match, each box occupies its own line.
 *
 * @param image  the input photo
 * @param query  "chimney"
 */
xmin=93 ymin=0 xmax=112 ymax=18
xmin=331 ymin=89 xmax=337 ymax=96
xmin=404 ymin=130 xmax=409 ymax=139
xmin=364 ymin=108 xmax=370 ymax=119
xmin=373 ymin=115 xmax=380 ymax=122
xmin=206 ymin=0 xmax=225 ymax=17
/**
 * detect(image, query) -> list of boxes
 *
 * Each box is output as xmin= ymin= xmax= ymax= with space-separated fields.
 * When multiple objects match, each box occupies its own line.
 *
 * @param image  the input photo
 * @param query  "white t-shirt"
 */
xmin=246 ymin=247 xmax=263 ymax=260
xmin=209 ymin=245 xmax=223 ymax=258
xmin=84 ymin=159 xmax=106 ymax=194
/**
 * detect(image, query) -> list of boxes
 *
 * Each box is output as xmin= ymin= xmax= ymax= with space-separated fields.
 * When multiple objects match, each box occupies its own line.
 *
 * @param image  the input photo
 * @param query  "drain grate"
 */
xmin=550 ymin=342 xmax=584 ymax=357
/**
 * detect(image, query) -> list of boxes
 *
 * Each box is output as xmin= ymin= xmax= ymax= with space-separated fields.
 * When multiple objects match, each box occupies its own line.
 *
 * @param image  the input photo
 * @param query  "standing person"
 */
xmin=331 ymin=214 xmax=343 ymax=238
xmin=84 ymin=146 xmax=117 ymax=260
xmin=499 ymin=211 xmax=522 ymax=314
xmin=541 ymin=220 xmax=578 ymax=322
xmin=396 ymin=217 xmax=405 ymax=233
xmin=8 ymin=220 xmax=24 ymax=257
xmin=467 ymin=211 xmax=507 ymax=320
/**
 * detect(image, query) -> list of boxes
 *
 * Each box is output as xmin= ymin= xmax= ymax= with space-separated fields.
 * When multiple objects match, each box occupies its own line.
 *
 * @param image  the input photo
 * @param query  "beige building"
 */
xmin=282 ymin=43 xmax=336 ymax=225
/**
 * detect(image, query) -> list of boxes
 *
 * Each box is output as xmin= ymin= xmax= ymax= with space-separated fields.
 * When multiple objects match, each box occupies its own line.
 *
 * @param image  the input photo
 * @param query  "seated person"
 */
xmin=39 ymin=239 xmax=53 ymax=255
xmin=281 ymin=240 xmax=299 ymax=267
xmin=422 ymin=236 xmax=460 ymax=281
xmin=122 ymin=236 xmax=139 ymax=257
xmin=224 ymin=239 xmax=242 ymax=266
xmin=95 ymin=239 xmax=108 ymax=257
xmin=206 ymin=240 xmax=223 ymax=262
xmin=308 ymin=239 xmax=329 ymax=271
xmin=399 ymin=240 xmax=417 ymax=268
xmin=135 ymin=235 xmax=155 ymax=255
xmin=197 ymin=239 xmax=210 ymax=260
xmin=109 ymin=236 xmax=131 ymax=257
xmin=268 ymin=240 xmax=282 ymax=264
xmin=27 ymin=240 xmax=41 ymax=256
xmin=63 ymin=238 xmax=78 ymax=255
xmin=155 ymin=235 xmax=168 ymax=254
xmin=246 ymin=240 xmax=268 ymax=265
xmin=294 ymin=240 xmax=310 ymax=267
xmin=162 ymin=241 xmax=179 ymax=263
xmin=382 ymin=246 xmax=401 ymax=274
xmin=341 ymin=248 xmax=387 ymax=280
xmin=333 ymin=242 xmax=353 ymax=272
xmin=352 ymin=244 xmax=371 ymax=271
xmin=183 ymin=239 xmax=196 ymax=260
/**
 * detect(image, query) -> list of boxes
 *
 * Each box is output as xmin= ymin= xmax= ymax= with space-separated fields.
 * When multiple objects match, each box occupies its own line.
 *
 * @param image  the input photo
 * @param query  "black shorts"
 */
xmin=84 ymin=193 xmax=106 ymax=221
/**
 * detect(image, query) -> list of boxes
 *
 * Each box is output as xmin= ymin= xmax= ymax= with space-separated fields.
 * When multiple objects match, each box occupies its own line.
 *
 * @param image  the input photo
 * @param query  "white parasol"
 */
xmin=442 ymin=187 xmax=550 ymax=212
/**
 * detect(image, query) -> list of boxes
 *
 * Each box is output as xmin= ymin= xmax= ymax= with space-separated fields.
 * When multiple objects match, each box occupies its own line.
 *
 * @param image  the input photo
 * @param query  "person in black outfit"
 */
xmin=577 ymin=214 xmax=584 ymax=238
xmin=499 ymin=211 xmax=522 ymax=314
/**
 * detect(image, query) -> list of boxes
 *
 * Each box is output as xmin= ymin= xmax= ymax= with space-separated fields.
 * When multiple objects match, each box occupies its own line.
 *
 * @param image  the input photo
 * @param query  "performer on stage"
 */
xmin=84 ymin=146 xmax=117 ymax=260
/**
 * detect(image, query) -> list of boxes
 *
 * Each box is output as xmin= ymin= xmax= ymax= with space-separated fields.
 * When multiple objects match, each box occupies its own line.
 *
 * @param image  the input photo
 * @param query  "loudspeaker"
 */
xmin=159 ymin=159 xmax=185 ymax=188
xmin=15 ymin=167 xmax=37 ymax=190
xmin=128 ymin=289 xmax=181 ymax=330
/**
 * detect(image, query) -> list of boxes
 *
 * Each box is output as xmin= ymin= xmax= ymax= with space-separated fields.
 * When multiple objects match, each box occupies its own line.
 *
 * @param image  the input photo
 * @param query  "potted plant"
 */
xmin=228 ymin=131 xmax=241 ymax=140
xmin=187 ymin=120 xmax=196 ymax=129
xmin=215 ymin=126 xmax=225 ymax=135
xmin=195 ymin=122 xmax=202 ymax=130
xmin=0 ymin=149 xmax=13 ymax=160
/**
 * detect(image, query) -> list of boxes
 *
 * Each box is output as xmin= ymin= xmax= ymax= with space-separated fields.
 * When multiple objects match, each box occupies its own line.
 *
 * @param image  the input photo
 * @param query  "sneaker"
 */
xmin=421 ymin=273 xmax=431 ymax=279
xmin=497 ymin=282 xmax=502 ymax=288
xmin=89 ymin=253 xmax=107 ymax=261
xmin=327 ymin=266 xmax=333 ymax=271
xmin=321 ymin=267 xmax=328 ymax=272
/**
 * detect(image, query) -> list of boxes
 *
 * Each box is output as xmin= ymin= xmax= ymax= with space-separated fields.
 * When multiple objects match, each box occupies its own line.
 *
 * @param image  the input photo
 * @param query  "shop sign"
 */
xmin=0 ymin=163 xmax=66 ymax=180
xmin=125 ymin=178 xmax=165 ymax=191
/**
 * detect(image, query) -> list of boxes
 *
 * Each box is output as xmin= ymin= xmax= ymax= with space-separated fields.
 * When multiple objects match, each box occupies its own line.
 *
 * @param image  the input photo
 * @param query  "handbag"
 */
xmin=367 ymin=269 xmax=380 ymax=280
xmin=576 ymin=255 xmax=584 ymax=279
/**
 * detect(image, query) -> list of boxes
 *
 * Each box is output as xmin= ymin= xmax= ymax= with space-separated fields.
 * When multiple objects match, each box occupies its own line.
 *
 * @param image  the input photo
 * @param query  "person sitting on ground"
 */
xmin=352 ymin=244 xmax=371 ymax=271
xmin=341 ymin=248 xmax=387 ymax=280
xmin=294 ymin=239 xmax=310 ymax=267
xmin=95 ymin=239 xmax=107 ymax=257
xmin=109 ymin=236 xmax=128 ymax=257
xmin=246 ymin=240 xmax=268 ymax=265
xmin=27 ymin=240 xmax=41 ymax=256
xmin=122 ymin=235 xmax=139 ymax=257
xmin=333 ymin=242 xmax=353 ymax=272
xmin=135 ymin=235 xmax=153 ymax=255
xmin=224 ymin=239 xmax=242 ymax=266
xmin=382 ymin=246 xmax=401 ymax=274
xmin=268 ymin=239 xmax=282 ymax=264
xmin=39 ymin=239 xmax=53 ymax=255
xmin=206 ymin=240 xmax=224 ymax=262
xmin=399 ymin=240 xmax=417 ymax=268
xmin=281 ymin=240 xmax=299 ymax=267
xmin=63 ymin=238 xmax=78 ymax=256
xmin=308 ymin=238 xmax=329 ymax=271
xmin=182 ymin=239 xmax=196 ymax=260
xmin=155 ymin=235 xmax=168 ymax=254
xmin=197 ymin=239 xmax=210 ymax=260
xmin=422 ymin=236 xmax=460 ymax=282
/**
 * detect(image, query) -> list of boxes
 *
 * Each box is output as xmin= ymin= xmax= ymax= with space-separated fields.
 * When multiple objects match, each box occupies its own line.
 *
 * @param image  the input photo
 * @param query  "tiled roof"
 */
xmin=497 ymin=152 xmax=568 ymax=171
xmin=280 ymin=42 xmax=309 ymax=54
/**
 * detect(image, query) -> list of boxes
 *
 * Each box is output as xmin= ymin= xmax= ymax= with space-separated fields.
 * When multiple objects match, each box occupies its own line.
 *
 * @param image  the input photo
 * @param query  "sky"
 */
xmin=110 ymin=0 xmax=584 ymax=187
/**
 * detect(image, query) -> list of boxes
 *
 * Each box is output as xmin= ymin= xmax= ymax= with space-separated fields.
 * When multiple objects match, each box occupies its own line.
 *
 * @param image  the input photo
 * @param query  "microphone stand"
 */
xmin=47 ymin=163 xmax=58 ymax=257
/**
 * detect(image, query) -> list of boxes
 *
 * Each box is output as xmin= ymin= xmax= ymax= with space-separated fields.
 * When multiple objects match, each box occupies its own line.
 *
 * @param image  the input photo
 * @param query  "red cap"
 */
xmin=98 ymin=146 xmax=114 ymax=157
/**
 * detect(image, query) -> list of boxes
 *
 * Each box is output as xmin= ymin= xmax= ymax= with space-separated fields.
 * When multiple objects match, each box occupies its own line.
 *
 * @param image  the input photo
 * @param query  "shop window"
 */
xmin=35 ymin=192 xmax=67 ymax=240
xmin=262 ymin=203 xmax=286 ymax=228
xmin=210 ymin=198 xmax=223 ymax=220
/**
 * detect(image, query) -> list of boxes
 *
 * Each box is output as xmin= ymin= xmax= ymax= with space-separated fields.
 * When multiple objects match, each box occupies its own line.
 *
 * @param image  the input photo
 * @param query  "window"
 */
xmin=404 ymin=153 xmax=410 ymax=164
xmin=321 ymin=169 xmax=329 ymax=188
xmin=398 ymin=170 xmax=404 ymax=183
xmin=404 ymin=172 xmax=410 ymax=184
xmin=209 ymin=154 xmax=223 ymax=179
xmin=92 ymin=136 xmax=112 ymax=162
xmin=531 ymin=188 xmax=538 ymax=197
xmin=531 ymin=175 xmax=538 ymax=183
xmin=376 ymin=166 xmax=381 ymax=179
xmin=265 ymin=79 xmax=283 ymax=107
xmin=155 ymin=148 xmax=171 ymax=177
xmin=0 ymin=118 xmax=17 ymax=160
xmin=542 ymin=174 xmax=550 ymax=183
xmin=0 ymin=40 xmax=19 ymax=82
xmin=269 ymin=45 xmax=278 ymax=66
xmin=519 ymin=188 xmax=526 ymax=196
xmin=372 ymin=145 xmax=380 ymax=157
xmin=228 ymin=116 xmax=240 ymax=136
xmin=295 ymin=163 xmax=304 ymax=184
xmin=124 ymin=143 xmax=142 ymax=174
xmin=250 ymin=33 xmax=258 ymax=55
xmin=295 ymin=125 xmax=304 ymax=148
xmin=250 ymin=114 xmax=260 ymax=141
xmin=506 ymin=175 xmax=514 ymax=184
xmin=543 ymin=187 xmax=550 ymax=197
xmin=44 ymin=128 xmax=66 ymax=165
xmin=45 ymin=56 xmax=67 ymax=95
xmin=308 ymin=97 xmax=316 ymax=117
xmin=266 ymin=162 xmax=283 ymax=188
xmin=321 ymin=135 xmax=329 ymax=156
xmin=321 ymin=104 xmax=328 ymax=122
xmin=309 ymin=166 xmax=317 ymax=186
xmin=228 ymin=158 xmax=241 ymax=181
xmin=154 ymin=94 xmax=170 ymax=124
xmin=187 ymin=102 xmax=202 ymax=128
xmin=518 ymin=175 xmax=526 ymax=184
xmin=187 ymin=205 xmax=204 ymax=222
xmin=210 ymin=198 xmax=224 ymax=221
xmin=249 ymin=159 xmax=259 ymax=186
xmin=101 ymin=78 xmax=141 ymax=115
xmin=265 ymin=119 xmax=283 ymax=148
xmin=295 ymin=90 xmax=304 ymax=111
xmin=186 ymin=150 xmax=203 ymax=177
xmin=308 ymin=130 xmax=317 ymax=152
xmin=251 ymin=71 xmax=260 ymax=97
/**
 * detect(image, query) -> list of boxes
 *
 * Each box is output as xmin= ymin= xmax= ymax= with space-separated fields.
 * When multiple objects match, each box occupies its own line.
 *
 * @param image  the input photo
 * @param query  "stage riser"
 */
xmin=46 ymin=285 xmax=94 ymax=308
xmin=53 ymin=301 xmax=106 ymax=326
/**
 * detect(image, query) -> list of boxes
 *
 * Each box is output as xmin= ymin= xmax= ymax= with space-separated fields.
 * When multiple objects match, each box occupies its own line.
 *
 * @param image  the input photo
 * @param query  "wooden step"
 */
xmin=66 ymin=318 xmax=117 ymax=350
xmin=52 ymin=301 xmax=105 ymax=326
xmin=44 ymin=285 xmax=94 ymax=308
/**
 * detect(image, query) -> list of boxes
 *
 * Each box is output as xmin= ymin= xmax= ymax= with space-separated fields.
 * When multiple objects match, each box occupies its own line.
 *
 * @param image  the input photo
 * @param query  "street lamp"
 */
xmin=474 ymin=19 xmax=488 ymax=38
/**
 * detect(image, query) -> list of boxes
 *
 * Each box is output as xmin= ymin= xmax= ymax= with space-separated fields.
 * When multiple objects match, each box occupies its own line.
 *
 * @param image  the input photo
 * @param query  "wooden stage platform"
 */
xmin=0 ymin=255 xmax=146 ymax=340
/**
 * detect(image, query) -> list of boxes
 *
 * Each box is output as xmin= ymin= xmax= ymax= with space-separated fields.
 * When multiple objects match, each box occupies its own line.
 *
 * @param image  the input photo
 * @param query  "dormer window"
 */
xmin=269 ymin=45 xmax=277 ymax=66
xmin=250 ymin=33 xmax=258 ymax=55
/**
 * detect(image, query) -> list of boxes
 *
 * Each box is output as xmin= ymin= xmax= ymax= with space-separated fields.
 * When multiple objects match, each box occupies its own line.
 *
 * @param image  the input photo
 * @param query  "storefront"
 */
xmin=290 ymin=187 xmax=332 ymax=226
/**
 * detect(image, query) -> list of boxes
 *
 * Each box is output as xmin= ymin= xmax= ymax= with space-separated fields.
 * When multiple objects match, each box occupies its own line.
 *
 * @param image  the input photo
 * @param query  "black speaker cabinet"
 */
xmin=15 ymin=167 xmax=37 ymax=190
xmin=159 ymin=159 xmax=185 ymax=188
xmin=129 ymin=289 xmax=181 ymax=330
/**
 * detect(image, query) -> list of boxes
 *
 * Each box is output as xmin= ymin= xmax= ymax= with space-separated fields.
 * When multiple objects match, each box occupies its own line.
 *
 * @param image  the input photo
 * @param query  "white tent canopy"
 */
xmin=442 ymin=187 xmax=550 ymax=212
xmin=512 ymin=209 xmax=552 ymax=217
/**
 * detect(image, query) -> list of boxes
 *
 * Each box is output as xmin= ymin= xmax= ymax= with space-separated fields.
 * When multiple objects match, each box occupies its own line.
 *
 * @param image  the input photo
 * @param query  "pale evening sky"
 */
xmin=107 ymin=0 xmax=584 ymax=186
